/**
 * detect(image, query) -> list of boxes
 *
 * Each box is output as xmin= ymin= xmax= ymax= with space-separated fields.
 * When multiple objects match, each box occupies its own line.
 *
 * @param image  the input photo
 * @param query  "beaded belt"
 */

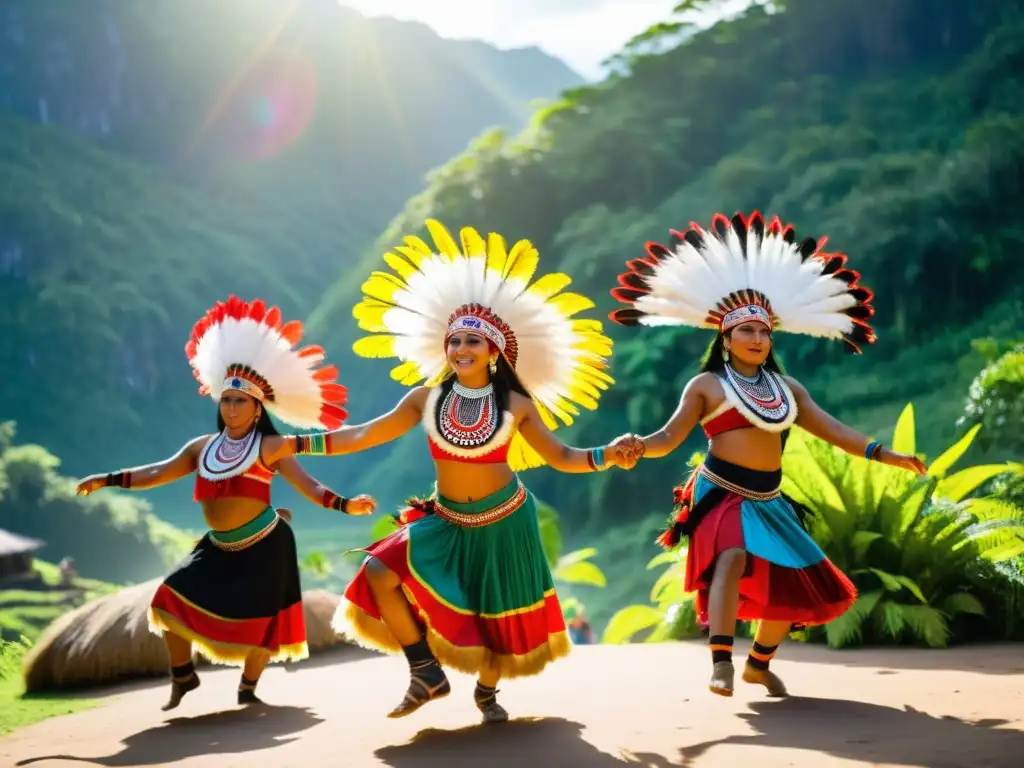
xmin=698 ymin=465 xmax=781 ymax=502
xmin=432 ymin=482 xmax=528 ymax=528
xmin=209 ymin=512 xmax=280 ymax=552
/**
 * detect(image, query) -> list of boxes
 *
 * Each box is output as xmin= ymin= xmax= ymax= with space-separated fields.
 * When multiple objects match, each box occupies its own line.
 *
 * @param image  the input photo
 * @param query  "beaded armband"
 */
xmin=294 ymin=433 xmax=334 ymax=455
xmin=586 ymin=446 xmax=609 ymax=472
xmin=319 ymin=487 xmax=350 ymax=514
xmin=105 ymin=471 xmax=132 ymax=489
xmin=864 ymin=440 xmax=883 ymax=461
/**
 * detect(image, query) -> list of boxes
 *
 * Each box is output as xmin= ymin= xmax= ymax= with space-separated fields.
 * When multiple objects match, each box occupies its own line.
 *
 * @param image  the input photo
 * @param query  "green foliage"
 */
xmin=0 ymin=422 xmax=193 ymax=584
xmin=783 ymin=404 xmax=1023 ymax=648
xmin=0 ymin=636 xmax=30 ymax=681
xmin=601 ymin=403 xmax=1024 ymax=648
xmin=306 ymin=0 xmax=1024 ymax=525
xmin=958 ymin=344 xmax=1024 ymax=453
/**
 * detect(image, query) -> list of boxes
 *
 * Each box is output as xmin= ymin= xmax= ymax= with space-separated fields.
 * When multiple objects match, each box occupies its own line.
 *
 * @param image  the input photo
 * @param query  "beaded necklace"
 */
xmin=437 ymin=381 xmax=500 ymax=448
xmin=198 ymin=428 xmax=262 ymax=480
xmin=722 ymin=363 xmax=792 ymax=427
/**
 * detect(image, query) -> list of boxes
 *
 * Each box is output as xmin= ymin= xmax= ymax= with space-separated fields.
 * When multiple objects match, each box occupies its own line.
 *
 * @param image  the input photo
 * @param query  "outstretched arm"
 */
xmin=787 ymin=377 xmax=926 ymax=474
xmin=275 ymin=456 xmax=377 ymax=516
xmin=635 ymin=376 xmax=707 ymax=460
xmin=516 ymin=396 xmax=635 ymax=473
xmin=76 ymin=435 xmax=209 ymax=496
xmin=281 ymin=387 xmax=428 ymax=458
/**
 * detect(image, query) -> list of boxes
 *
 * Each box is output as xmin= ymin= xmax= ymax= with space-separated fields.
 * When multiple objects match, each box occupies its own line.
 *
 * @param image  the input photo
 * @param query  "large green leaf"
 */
xmin=941 ymin=592 xmax=986 ymax=616
xmin=892 ymin=403 xmax=917 ymax=456
xmin=651 ymin=562 xmax=689 ymax=604
xmin=824 ymin=589 xmax=883 ymax=648
xmin=936 ymin=464 xmax=1013 ymax=502
xmin=602 ymin=604 xmax=665 ymax=644
xmin=928 ymin=423 xmax=982 ymax=477
xmin=901 ymin=604 xmax=951 ymax=647
xmin=556 ymin=547 xmax=599 ymax=567
xmin=553 ymin=560 xmax=607 ymax=587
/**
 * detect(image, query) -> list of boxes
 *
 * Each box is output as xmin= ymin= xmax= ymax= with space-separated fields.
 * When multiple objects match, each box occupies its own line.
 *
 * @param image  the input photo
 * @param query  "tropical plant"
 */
xmin=600 ymin=404 xmax=1024 ymax=648
xmin=958 ymin=343 xmax=1024 ymax=453
xmin=783 ymin=403 xmax=1024 ymax=648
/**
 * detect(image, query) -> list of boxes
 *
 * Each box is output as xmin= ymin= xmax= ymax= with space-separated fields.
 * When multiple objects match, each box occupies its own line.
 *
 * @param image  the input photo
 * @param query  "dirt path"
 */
xmin=2 ymin=640 xmax=1023 ymax=767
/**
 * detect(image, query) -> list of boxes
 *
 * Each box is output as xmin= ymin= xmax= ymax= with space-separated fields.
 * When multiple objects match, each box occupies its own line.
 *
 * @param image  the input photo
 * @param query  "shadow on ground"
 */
xmin=14 ymin=704 xmax=323 ymax=766
xmin=376 ymin=717 xmax=679 ymax=768
xmin=678 ymin=696 xmax=1024 ymax=767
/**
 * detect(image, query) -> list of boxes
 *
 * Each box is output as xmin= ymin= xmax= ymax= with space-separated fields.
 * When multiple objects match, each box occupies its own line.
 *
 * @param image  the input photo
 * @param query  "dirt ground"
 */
xmin=2 ymin=639 xmax=1022 ymax=767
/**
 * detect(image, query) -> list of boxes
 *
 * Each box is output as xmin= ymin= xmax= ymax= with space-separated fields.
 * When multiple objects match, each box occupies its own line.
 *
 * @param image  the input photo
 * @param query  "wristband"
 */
xmin=864 ymin=441 xmax=883 ymax=461
xmin=105 ymin=471 xmax=131 ymax=489
xmin=320 ymin=487 xmax=350 ymax=514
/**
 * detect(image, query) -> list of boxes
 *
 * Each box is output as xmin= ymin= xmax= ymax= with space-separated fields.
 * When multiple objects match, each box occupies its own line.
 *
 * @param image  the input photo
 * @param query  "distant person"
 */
xmin=609 ymin=211 xmax=925 ymax=697
xmin=58 ymin=557 xmax=77 ymax=586
xmin=565 ymin=604 xmax=594 ymax=645
xmin=76 ymin=297 xmax=376 ymax=711
xmin=288 ymin=220 xmax=635 ymax=723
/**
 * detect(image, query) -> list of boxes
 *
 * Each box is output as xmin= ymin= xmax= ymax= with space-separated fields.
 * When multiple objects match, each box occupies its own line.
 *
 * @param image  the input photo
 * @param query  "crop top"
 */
xmin=422 ymin=387 xmax=515 ymax=465
xmin=701 ymin=402 xmax=754 ymax=439
xmin=193 ymin=431 xmax=275 ymax=503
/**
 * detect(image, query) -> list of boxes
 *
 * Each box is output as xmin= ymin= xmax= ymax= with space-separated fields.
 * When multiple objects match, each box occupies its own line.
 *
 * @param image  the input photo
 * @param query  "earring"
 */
xmin=488 ymin=358 xmax=498 ymax=374
xmin=722 ymin=346 xmax=730 ymax=362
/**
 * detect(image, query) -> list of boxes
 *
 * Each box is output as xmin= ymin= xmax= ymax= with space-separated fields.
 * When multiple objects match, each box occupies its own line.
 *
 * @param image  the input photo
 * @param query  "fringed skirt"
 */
xmin=333 ymin=476 xmax=570 ymax=679
xmin=149 ymin=506 xmax=308 ymax=665
xmin=667 ymin=455 xmax=857 ymax=626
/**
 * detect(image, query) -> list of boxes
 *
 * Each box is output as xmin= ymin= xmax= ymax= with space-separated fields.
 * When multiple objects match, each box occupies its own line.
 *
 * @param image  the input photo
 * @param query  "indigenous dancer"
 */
xmin=290 ymin=220 xmax=633 ymax=723
xmin=608 ymin=211 xmax=926 ymax=697
xmin=76 ymin=296 xmax=376 ymax=711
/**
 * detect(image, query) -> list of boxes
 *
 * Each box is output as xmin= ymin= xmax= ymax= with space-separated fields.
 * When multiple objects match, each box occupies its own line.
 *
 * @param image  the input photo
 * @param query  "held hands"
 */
xmin=345 ymin=494 xmax=377 ymax=516
xmin=605 ymin=433 xmax=646 ymax=471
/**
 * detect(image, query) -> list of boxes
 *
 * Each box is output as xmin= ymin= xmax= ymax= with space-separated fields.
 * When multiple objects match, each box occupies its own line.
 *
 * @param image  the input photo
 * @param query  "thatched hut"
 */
xmin=0 ymin=528 xmax=45 ymax=583
xmin=21 ymin=580 xmax=352 ymax=692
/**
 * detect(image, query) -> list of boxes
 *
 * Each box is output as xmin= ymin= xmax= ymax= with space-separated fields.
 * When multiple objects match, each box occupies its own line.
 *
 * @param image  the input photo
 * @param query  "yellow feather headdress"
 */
xmin=351 ymin=220 xmax=615 ymax=470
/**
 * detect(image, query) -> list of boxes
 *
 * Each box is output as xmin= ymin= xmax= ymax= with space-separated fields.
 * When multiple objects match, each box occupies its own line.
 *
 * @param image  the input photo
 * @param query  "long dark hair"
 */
xmin=215 ymin=394 xmax=281 ymax=436
xmin=700 ymin=331 xmax=786 ymax=375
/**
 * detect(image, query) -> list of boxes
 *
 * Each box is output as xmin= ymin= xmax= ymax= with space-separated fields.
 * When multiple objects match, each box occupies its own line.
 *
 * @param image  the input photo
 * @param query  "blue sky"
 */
xmin=337 ymin=0 xmax=749 ymax=80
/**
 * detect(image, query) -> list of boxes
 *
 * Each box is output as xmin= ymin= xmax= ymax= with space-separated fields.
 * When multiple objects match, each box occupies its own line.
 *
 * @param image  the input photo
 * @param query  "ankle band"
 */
xmin=709 ymin=634 xmax=733 ymax=664
xmin=747 ymin=641 xmax=778 ymax=670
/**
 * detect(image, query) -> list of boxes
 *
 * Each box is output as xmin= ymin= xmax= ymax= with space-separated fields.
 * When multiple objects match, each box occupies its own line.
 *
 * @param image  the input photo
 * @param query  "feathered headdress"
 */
xmin=350 ymin=219 xmax=614 ymax=469
xmin=609 ymin=211 xmax=876 ymax=352
xmin=186 ymin=296 xmax=348 ymax=430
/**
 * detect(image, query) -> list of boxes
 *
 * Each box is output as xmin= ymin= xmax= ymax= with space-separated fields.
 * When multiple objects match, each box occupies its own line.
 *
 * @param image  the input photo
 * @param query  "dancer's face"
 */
xmin=726 ymin=322 xmax=772 ymax=366
xmin=446 ymin=332 xmax=492 ymax=380
xmin=220 ymin=390 xmax=260 ymax=433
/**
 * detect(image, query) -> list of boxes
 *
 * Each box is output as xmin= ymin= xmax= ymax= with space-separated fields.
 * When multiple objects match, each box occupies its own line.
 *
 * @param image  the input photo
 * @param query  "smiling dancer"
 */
xmin=290 ymin=220 xmax=634 ymax=723
xmin=76 ymin=296 xmax=376 ymax=710
xmin=608 ymin=211 xmax=926 ymax=697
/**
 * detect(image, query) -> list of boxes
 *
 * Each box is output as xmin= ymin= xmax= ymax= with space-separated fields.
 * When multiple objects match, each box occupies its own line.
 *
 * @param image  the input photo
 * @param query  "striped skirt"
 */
xmin=148 ymin=506 xmax=308 ymax=665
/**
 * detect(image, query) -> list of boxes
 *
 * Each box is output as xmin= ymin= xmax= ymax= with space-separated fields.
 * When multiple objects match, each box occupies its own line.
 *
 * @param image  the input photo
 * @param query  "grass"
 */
xmin=0 ymin=560 xmax=120 ymax=645
xmin=0 ymin=560 xmax=119 ymax=735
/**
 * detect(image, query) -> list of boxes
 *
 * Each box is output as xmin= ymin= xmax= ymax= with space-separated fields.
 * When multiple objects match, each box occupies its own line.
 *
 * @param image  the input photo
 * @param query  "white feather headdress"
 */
xmin=186 ymin=296 xmax=348 ymax=430
xmin=350 ymin=220 xmax=614 ymax=470
xmin=610 ymin=211 xmax=876 ymax=352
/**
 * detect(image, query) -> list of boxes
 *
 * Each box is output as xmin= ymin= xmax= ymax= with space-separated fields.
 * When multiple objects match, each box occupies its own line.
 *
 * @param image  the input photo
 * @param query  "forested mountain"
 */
xmin=1 ymin=0 xmax=1021 ymax=535
xmin=305 ymin=0 xmax=1024 ymax=527
xmin=0 ymin=0 xmax=581 ymax=518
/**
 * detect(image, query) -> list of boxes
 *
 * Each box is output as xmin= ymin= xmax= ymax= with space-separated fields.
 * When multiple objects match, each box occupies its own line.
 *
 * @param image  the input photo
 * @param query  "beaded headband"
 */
xmin=446 ymin=315 xmax=507 ymax=351
xmin=444 ymin=303 xmax=521 ymax=367
xmin=721 ymin=304 xmax=772 ymax=333
xmin=219 ymin=364 xmax=273 ymax=403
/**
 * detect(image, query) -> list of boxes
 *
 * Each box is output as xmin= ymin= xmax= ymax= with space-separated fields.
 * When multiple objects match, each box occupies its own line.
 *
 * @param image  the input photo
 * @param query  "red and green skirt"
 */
xmin=333 ymin=477 xmax=570 ymax=679
xmin=148 ymin=506 xmax=308 ymax=665
xmin=662 ymin=455 xmax=857 ymax=627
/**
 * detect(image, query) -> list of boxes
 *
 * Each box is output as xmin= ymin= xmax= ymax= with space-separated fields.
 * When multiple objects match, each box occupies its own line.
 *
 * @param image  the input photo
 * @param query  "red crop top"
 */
xmin=193 ymin=433 xmax=275 ymax=503
xmin=428 ymin=434 xmax=510 ymax=464
xmin=423 ymin=387 xmax=515 ymax=464
xmin=702 ymin=406 xmax=752 ymax=439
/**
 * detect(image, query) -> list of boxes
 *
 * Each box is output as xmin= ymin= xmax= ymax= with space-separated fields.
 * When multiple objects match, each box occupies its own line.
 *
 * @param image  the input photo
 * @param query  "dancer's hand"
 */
xmin=879 ymin=449 xmax=927 ymax=475
xmin=346 ymin=494 xmax=377 ymax=516
xmin=607 ymin=434 xmax=645 ymax=470
xmin=75 ymin=474 xmax=107 ymax=497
